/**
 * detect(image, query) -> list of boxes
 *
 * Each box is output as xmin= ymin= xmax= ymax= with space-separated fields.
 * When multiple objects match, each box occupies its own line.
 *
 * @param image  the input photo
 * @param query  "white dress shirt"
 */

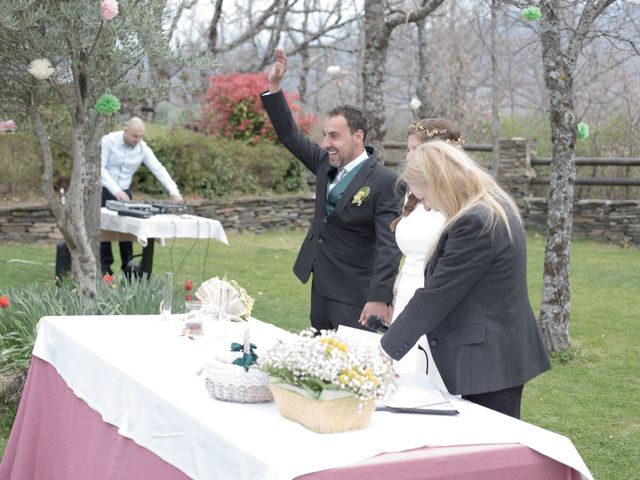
xmin=100 ymin=131 xmax=180 ymax=196
xmin=328 ymin=150 xmax=368 ymax=192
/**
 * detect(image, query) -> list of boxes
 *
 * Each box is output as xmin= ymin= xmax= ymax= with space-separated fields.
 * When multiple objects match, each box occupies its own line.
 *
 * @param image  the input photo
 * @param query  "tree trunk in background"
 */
xmin=538 ymin=37 xmax=575 ymax=352
xmin=362 ymin=0 xmax=388 ymax=157
xmin=83 ymin=113 xmax=105 ymax=276
xmin=297 ymin=5 xmax=312 ymax=106
xmin=447 ymin=1 xmax=463 ymax=123
xmin=415 ymin=16 xmax=432 ymax=120
xmin=208 ymin=0 xmax=225 ymax=53
xmin=490 ymin=0 xmax=501 ymax=175
xmin=30 ymin=108 xmax=100 ymax=298
xmin=362 ymin=0 xmax=445 ymax=159
xmin=68 ymin=121 xmax=100 ymax=297
xmin=537 ymin=0 xmax=615 ymax=352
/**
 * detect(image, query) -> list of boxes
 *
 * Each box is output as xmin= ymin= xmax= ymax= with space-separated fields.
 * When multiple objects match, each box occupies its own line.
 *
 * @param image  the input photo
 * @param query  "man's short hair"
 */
xmin=327 ymin=105 xmax=368 ymax=142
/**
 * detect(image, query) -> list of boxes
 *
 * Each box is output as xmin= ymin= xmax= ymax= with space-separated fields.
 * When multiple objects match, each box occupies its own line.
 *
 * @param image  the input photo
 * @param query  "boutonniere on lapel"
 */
xmin=352 ymin=186 xmax=370 ymax=206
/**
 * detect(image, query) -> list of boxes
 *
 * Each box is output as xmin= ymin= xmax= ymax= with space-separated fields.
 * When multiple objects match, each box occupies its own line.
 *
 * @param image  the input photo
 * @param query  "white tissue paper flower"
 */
xmin=327 ymin=65 xmax=341 ymax=76
xmin=195 ymin=276 xmax=254 ymax=321
xmin=28 ymin=59 xmax=55 ymax=80
xmin=409 ymin=97 xmax=422 ymax=110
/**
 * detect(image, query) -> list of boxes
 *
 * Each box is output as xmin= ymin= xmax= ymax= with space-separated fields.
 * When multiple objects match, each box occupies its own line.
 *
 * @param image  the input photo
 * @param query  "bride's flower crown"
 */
xmin=409 ymin=123 xmax=466 ymax=148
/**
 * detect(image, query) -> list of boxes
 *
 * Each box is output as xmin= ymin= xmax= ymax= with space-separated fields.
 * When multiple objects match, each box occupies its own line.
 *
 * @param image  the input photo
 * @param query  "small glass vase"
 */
xmin=160 ymin=272 xmax=173 ymax=320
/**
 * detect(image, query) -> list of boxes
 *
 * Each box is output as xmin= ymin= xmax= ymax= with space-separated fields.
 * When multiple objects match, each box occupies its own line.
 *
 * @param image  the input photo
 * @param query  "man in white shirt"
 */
xmin=100 ymin=117 xmax=183 ymax=275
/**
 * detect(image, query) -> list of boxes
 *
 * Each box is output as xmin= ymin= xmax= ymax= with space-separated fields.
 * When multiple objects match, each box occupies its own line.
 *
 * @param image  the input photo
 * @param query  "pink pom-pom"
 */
xmin=100 ymin=0 xmax=119 ymax=21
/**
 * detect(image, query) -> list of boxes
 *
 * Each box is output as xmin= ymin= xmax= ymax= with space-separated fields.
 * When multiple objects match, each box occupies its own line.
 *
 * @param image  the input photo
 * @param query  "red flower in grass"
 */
xmin=184 ymin=280 xmax=193 ymax=292
xmin=103 ymin=273 xmax=114 ymax=285
xmin=0 ymin=295 xmax=9 ymax=309
xmin=185 ymin=294 xmax=193 ymax=302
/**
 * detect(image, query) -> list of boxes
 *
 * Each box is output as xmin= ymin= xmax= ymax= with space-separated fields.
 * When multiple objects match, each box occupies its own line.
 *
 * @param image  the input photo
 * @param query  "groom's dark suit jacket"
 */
xmin=381 ymin=205 xmax=551 ymax=396
xmin=262 ymin=91 xmax=402 ymax=307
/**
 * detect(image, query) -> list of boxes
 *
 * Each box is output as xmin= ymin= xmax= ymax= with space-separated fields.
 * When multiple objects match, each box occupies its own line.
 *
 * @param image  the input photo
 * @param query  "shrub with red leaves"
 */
xmin=201 ymin=71 xmax=316 ymax=145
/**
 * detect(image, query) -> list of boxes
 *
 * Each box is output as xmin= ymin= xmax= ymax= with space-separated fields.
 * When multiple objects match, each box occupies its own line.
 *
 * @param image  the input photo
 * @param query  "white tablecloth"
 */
xmin=32 ymin=315 xmax=593 ymax=480
xmin=100 ymin=208 xmax=228 ymax=247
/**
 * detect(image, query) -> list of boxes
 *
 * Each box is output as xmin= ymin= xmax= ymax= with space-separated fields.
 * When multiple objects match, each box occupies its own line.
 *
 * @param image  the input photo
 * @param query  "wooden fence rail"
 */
xmin=532 ymin=157 xmax=640 ymax=166
xmin=383 ymin=141 xmax=493 ymax=152
xmin=382 ymin=142 xmax=493 ymax=168
xmin=531 ymin=177 xmax=640 ymax=186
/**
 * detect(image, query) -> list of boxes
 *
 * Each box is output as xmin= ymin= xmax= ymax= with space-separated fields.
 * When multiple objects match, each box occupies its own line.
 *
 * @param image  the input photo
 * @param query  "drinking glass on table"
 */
xmin=185 ymin=299 xmax=203 ymax=314
xmin=161 ymin=272 xmax=173 ymax=320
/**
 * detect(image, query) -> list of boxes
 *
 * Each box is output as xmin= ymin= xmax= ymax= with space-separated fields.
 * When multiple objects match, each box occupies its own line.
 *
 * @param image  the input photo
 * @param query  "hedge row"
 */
xmin=0 ymin=125 xmax=305 ymax=199
xmin=137 ymin=125 xmax=305 ymax=198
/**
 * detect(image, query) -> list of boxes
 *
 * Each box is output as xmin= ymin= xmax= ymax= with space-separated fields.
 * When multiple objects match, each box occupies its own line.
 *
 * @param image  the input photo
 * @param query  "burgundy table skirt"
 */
xmin=0 ymin=357 xmax=581 ymax=480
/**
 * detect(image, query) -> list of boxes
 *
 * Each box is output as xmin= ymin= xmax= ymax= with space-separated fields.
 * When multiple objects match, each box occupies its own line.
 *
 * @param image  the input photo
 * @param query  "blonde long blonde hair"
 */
xmin=403 ymin=140 xmax=521 ymax=242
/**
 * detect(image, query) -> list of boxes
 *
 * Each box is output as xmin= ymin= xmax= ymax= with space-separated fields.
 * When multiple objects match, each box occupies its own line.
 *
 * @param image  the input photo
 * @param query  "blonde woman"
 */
xmin=376 ymin=140 xmax=550 ymax=418
xmin=388 ymin=119 xmax=465 ymax=388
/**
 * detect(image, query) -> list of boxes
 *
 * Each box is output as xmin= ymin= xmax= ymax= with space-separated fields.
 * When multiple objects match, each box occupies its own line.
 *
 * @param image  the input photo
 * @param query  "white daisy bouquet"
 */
xmin=259 ymin=329 xmax=396 ymax=404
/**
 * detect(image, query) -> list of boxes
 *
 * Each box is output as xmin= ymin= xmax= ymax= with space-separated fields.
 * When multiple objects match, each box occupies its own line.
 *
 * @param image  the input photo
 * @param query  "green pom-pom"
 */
xmin=95 ymin=94 xmax=121 ymax=116
xmin=521 ymin=6 xmax=541 ymax=21
xmin=577 ymin=122 xmax=589 ymax=141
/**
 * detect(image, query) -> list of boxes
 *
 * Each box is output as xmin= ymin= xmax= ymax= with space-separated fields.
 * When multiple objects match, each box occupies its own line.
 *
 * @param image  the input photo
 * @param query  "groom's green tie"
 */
xmin=326 ymin=163 xmax=365 ymax=215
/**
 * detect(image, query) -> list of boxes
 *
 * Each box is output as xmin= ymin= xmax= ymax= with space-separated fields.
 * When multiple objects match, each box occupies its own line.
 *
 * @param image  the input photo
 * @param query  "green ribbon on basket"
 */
xmin=230 ymin=342 xmax=258 ymax=372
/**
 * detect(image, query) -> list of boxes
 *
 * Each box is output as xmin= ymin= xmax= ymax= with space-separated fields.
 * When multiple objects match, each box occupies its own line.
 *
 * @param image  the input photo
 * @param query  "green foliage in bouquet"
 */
xmin=259 ymin=329 xmax=396 ymax=403
xmin=0 ymin=275 xmax=175 ymax=374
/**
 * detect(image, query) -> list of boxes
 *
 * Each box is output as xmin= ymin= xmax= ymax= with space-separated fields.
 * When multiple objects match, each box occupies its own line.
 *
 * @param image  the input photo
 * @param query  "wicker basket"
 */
xmin=204 ymin=361 xmax=273 ymax=403
xmin=269 ymin=383 xmax=375 ymax=433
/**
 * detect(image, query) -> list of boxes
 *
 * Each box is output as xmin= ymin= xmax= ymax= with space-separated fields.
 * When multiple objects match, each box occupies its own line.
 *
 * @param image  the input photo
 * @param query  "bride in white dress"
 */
xmin=390 ymin=118 xmax=465 ymax=391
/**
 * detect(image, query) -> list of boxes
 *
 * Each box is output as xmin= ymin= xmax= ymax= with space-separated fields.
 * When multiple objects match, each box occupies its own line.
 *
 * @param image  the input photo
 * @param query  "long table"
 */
xmin=0 ymin=315 xmax=593 ymax=480
xmin=100 ymin=208 xmax=228 ymax=276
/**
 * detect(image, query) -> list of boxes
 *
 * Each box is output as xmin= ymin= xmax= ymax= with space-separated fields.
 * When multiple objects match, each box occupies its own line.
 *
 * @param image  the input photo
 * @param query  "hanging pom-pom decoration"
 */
xmin=577 ymin=122 xmax=589 ymax=141
xmin=100 ymin=0 xmax=119 ymax=21
xmin=521 ymin=6 xmax=542 ymax=21
xmin=95 ymin=94 xmax=121 ymax=116
xmin=28 ymin=59 xmax=56 ymax=80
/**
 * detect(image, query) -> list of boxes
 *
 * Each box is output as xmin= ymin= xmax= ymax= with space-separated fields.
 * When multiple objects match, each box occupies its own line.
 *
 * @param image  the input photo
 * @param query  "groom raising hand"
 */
xmin=261 ymin=49 xmax=402 ymax=331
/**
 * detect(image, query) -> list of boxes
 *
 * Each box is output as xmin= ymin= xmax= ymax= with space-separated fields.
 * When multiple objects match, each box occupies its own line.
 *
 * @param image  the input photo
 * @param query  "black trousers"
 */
xmin=100 ymin=187 xmax=133 ymax=274
xmin=310 ymin=280 xmax=368 ymax=331
xmin=462 ymin=384 xmax=524 ymax=419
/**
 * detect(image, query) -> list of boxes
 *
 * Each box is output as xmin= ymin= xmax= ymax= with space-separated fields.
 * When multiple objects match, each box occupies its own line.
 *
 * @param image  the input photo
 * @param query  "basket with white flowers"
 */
xmin=259 ymin=329 xmax=397 ymax=433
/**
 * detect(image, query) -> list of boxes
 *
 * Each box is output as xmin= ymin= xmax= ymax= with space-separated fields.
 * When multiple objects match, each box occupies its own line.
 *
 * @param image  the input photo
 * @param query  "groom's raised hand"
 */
xmin=268 ymin=48 xmax=288 ymax=93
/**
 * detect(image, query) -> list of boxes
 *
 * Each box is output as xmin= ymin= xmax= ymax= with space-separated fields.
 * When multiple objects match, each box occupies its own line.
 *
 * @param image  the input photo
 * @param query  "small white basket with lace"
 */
xmin=204 ymin=360 xmax=273 ymax=403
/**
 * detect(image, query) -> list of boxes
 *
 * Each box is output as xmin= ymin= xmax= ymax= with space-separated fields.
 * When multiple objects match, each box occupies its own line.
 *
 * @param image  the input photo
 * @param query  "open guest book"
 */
xmin=378 ymin=374 xmax=459 ymax=415
xmin=336 ymin=326 xmax=459 ymax=416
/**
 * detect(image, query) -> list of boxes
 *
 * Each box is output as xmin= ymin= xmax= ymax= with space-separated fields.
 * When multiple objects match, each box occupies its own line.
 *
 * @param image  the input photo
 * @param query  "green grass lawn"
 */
xmin=0 ymin=230 xmax=639 ymax=479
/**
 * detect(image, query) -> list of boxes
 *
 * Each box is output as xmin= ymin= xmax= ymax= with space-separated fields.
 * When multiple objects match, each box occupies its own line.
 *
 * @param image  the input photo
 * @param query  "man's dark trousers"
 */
xmin=100 ymin=187 xmax=133 ymax=274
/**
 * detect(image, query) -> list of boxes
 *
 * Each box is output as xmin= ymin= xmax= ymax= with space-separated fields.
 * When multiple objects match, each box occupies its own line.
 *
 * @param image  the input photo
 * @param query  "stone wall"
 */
xmin=494 ymin=138 xmax=639 ymax=247
xmin=0 ymin=195 xmax=317 ymax=243
xmin=523 ymin=198 xmax=640 ymax=247
xmin=190 ymin=195 xmax=315 ymax=234
xmin=0 ymin=203 xmax=61 ymax=242
xmin=1 ymin=141 xmax=639 ymax=248
xmin=496 ymin=138 xmax=537 ymax=205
